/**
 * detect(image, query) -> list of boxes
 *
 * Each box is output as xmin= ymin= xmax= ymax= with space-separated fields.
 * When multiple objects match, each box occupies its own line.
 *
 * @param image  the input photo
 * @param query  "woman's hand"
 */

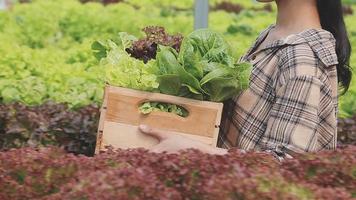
xmin=139 ymin=125 xmax=227 ymax=155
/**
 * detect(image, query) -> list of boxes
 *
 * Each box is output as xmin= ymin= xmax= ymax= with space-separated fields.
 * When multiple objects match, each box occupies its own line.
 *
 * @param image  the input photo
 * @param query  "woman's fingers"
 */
xmin=138 ymin=124 xmax=169 ymax=140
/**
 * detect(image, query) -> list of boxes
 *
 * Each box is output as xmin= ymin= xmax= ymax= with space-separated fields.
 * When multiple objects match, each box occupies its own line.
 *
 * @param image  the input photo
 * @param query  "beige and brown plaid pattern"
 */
xmin=218 ymin=25 xmax=339 ymax=159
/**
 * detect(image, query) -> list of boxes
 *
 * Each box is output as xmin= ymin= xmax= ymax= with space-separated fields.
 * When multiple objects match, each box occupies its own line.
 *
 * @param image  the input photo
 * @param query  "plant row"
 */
xmin=1 ymin=102 xmax=355 ymax=156
xmin=0 ymin=145 xmax=355 ymax=200
xmin=0 ymin=102 xmax=99 ymax=156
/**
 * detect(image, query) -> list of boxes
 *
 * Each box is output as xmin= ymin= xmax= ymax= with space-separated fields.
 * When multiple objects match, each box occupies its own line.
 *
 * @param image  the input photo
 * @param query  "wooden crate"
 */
xmin=95 ymin=85 xmax=223 ymax=154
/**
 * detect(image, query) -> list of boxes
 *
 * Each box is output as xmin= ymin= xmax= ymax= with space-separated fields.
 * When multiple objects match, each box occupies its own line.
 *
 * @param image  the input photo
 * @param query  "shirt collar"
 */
xmin=244 ymin=25 xmax=339 ymax=67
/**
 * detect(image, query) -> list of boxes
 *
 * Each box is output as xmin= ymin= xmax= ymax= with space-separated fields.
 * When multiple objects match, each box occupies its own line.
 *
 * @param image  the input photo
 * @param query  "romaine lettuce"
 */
xmin=156 ymin=29 xmax=251 ymax=102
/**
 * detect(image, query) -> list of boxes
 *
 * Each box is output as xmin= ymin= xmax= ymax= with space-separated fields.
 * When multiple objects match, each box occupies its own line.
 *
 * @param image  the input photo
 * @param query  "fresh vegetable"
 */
xmin=92 ymin=33 xmax=159 ymax=92
xmin=93 ymin=28 xmax=252 ymax=117
xmin=126 ymin=26 xmax=183 ymax=63
xmin=156 ymin=29 xmax=252 ymax=102
xmin=93 ymin=28 xmax=252 ymax=102
xmin=139 ymin=102 xmax=189 ymax=117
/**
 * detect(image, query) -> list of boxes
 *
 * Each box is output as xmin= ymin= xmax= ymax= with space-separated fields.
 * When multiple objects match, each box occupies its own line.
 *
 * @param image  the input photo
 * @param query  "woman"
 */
xmin=139 ymin=0 xmax=352 ymax=160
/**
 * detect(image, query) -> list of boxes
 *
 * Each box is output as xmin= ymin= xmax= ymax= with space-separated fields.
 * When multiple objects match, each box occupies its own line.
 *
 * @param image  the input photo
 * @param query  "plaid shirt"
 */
xmin=218 ymin=25 xmax=339 ymax=160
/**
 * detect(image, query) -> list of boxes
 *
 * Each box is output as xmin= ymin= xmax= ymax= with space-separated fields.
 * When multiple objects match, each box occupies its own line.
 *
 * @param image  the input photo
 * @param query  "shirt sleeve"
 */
xmin=258 ymin=75 xmax=324 ymax=160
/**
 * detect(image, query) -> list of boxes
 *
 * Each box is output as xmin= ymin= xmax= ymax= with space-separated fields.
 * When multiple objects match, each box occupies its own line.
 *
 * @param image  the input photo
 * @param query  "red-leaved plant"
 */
xmin=0 ymin=146 xmax=355 ymax=200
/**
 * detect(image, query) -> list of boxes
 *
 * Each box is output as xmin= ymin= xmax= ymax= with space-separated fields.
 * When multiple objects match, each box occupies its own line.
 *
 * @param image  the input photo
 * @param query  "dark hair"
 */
xmin=317 ymin=0 xmax=352 ymax=94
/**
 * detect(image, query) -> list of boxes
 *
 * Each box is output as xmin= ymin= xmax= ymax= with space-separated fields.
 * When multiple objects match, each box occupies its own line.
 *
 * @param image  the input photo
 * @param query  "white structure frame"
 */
xmin=194 ymin=0 xmax=209 ymax=29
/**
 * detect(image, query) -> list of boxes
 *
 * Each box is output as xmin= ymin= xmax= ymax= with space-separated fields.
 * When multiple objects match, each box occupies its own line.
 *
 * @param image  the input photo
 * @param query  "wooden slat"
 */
xmin=95 ymin=86 xmax=109 ymax=154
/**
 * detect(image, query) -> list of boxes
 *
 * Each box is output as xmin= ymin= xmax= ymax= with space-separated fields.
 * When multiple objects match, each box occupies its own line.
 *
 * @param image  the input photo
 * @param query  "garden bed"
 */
xmin=0 ymin=146 xmax=355 ymax=199
xmin=1 ymin=102 xmax=356 ymax=156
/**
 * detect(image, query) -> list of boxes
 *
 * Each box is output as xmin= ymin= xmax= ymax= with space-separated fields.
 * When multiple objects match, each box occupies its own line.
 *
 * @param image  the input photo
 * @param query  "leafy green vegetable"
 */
xmin=155 ymin=29 xmax=252 ymax=102
xmin=93 ymin=33 xmax=159 ymax=92
xmin=94 ymin=29 xmax=251 ymax=118
xmin=156 ymin=74 xmax=181 ymax=95
xmin=92 ymin=28 xmax=253 ymax=112
xmin=139 ymin=102 xmax=189 ymax=117
xmin=156 ymin=46 xmax=205 ymax=97
xmin=179 ymin=29 xmax=234 ymax=68
xmin=92 ymin=32 xmax=137 ymax=61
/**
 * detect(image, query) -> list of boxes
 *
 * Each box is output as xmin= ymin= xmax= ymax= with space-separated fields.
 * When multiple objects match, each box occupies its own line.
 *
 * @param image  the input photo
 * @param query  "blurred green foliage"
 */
xmin=0 ymin=0 xmax=354 ymax=117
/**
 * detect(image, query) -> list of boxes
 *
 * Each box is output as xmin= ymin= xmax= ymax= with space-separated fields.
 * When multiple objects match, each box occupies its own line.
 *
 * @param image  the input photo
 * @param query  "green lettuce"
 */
xmin=93 ymin=29 xmax=252 ymax=117
xmin=139 ymin=102 xmax=189 ymax=117
xmin=156 ymin=29 xmax=251 ymax=102
xmin=156 ymin=46 xmax=205 ymax=99
xmin=92 ymin=33 xmax=159 ymax=92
